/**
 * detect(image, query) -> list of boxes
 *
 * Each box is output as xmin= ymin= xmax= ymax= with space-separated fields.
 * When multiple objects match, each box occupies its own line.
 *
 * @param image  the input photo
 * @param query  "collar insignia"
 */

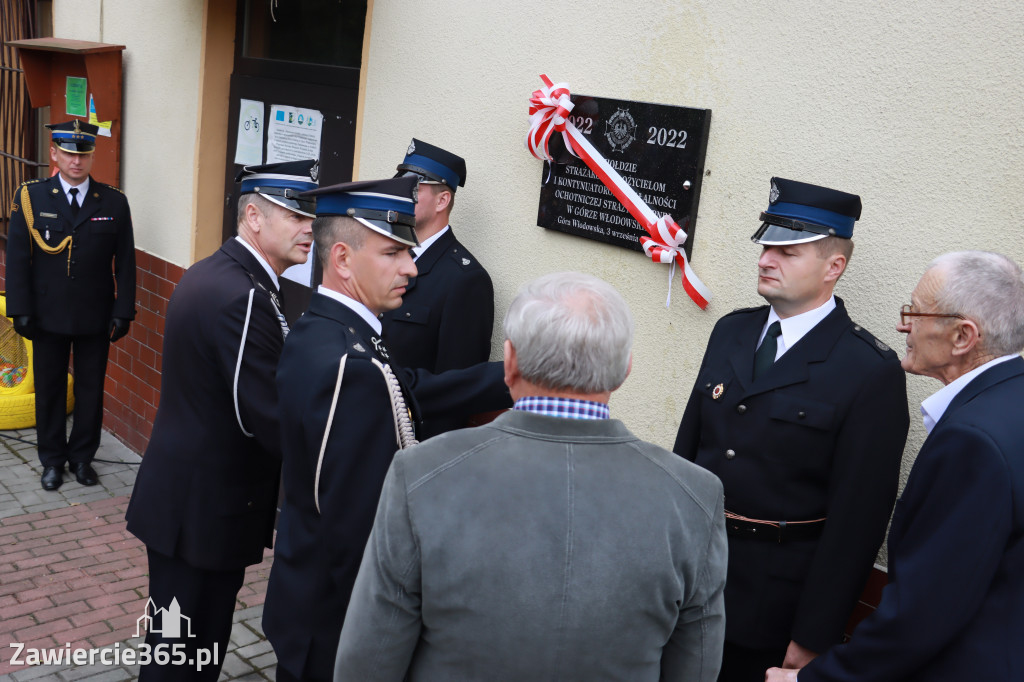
xmin=712 ymin=383 xmax=725 ymax=400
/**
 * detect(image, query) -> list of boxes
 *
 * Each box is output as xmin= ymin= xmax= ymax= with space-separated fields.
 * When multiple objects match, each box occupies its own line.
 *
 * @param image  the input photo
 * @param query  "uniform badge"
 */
xmin=310 ymin=160 xmax=319 ymax=182
xmin=712 ymin=383 xmax=725 ymax=400
xmin=461 ymin=258 xmax=471 ymax=266
xmin=93 ymin=192 xmax=99 ymax=199
xmin=352 ymin=342 xmax=365 ymax=353
xmin=11 ymin=202 xmax=18 ymax=213
xmin=876 ymin=339 xmax=889 ymax=351
xmin=52 ymin=188 xmax=59 ymax=194
xmin=407 ymin=140 xmax=416 ymax=155
xmin=769 ymin=181 xmax=780 ymax=204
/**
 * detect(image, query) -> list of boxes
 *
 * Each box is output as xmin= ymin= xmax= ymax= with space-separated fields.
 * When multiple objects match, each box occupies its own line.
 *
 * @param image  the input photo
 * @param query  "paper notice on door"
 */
xmin=267 ymin=105 xmax=323 ymax=163
xmin=234 ymin=99 xmax=265 ymax=166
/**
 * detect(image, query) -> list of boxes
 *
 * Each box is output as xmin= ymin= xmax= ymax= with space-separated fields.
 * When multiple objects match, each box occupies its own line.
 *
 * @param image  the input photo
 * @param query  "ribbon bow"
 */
xmin=525 ymin=74 xmax=711 ymax=310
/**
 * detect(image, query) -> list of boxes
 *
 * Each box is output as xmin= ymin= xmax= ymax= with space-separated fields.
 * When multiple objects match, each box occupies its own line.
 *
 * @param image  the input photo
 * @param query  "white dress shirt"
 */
xmin=234 ymin=236 xmax=280 ymax=290
xmin=919 ymin=354 xmax=1020 ymax=433
xmin=411 ymin=225 xmax=449 ymax=261
xmin=317 ymin=286 xmax=382 ymax=334
xmin=757 ymin=296 xmax=837 ymax=360
xmin=58 ymin=174 xmax=90 ymax=207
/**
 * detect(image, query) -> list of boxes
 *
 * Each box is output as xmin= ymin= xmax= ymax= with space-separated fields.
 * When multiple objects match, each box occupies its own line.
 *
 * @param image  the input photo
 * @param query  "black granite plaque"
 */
xmin=536 ymin=94 xmax=711 ymax=259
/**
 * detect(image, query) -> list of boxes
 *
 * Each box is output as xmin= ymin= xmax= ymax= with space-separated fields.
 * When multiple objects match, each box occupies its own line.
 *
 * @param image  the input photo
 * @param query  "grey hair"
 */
xmin=929 ymin=250 xmax=1024 ymax=356
xmin=236 ymin=192 xmax=276 ymax=228
xmin=503 ymin=272 xmax=634 ymax=394
xmin=313 ymin=215 xmax=365 ymax=270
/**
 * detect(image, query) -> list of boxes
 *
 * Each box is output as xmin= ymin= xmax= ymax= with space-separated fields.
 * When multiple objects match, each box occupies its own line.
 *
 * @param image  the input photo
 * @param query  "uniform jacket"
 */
xmin=801 ymin=357 xmax=1024 ymax=682
xmin=6 ymin=174 xmax=136 ymax=335
xmin=335 ymin=410 xmax=728 ymax=682
xmin=126 ymin=238 xmax=286 ymax=571
xmin=263 ymin=293 xmax=511 ymax=680
xmin=380 ymin=228 xmax=493 ymax=436
xmin=673 ymin=298 xmax=909 ymax=652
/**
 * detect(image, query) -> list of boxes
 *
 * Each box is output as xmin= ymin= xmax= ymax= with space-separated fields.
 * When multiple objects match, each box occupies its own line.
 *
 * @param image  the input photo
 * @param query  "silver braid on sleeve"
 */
xmin=372 ymin=358 xmax=418 ymax=449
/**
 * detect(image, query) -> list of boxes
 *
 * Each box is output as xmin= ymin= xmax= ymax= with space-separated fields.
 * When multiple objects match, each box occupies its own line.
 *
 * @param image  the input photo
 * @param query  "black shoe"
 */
xmin=71 ymin=462 xmax=99 ymax=486
xmin=41 ymin=466 xmax=64 ymax=491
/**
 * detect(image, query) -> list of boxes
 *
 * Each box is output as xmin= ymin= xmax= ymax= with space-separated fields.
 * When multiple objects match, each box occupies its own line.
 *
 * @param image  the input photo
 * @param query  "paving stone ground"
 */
xmin=0 ymin=422 xmax=277 ymax=681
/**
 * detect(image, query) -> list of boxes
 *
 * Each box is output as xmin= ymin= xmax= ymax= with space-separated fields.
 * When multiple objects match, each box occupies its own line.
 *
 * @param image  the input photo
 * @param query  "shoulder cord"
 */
xmin=20 ymin=184 xmax=73 ymax=275
xmin=372 ymin=358 xmax=419 ymax=451
xmin=314 ymin=353 xmax=348 ymax=515
xmin=233 ymin=289 xmax=256 ymax=437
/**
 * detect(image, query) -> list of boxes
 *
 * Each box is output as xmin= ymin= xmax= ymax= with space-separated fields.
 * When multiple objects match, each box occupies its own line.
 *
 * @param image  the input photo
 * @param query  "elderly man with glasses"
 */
xmin=768 ymin=250 xmax=1024 ymax=681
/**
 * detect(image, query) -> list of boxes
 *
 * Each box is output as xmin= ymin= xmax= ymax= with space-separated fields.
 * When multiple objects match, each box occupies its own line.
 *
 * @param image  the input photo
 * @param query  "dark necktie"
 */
xmin=753 ymin=321 xmax=782 ymax=380
xmin=68 ymin=187 xmax=80 ymax=217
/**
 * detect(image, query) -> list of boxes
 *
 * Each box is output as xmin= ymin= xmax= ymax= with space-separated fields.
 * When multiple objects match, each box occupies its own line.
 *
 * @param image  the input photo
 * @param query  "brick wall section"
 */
xmin=103 ymin=250 xmax=183 ymax=455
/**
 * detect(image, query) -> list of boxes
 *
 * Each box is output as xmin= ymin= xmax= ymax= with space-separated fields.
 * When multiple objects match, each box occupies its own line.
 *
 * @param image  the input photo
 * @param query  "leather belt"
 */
xmin=724 ymin=510 xmax=826 ymax=543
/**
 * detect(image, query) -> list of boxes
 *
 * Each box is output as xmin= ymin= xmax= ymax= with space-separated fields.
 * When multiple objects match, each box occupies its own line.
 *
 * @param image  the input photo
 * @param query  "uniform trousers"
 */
xmin=138 ymin=548 xmax=245 ymax=682
xmin=718 ymin=639 xmax=788 ymax=682
xmin=32 ymin=330 xmax=109 ymax=467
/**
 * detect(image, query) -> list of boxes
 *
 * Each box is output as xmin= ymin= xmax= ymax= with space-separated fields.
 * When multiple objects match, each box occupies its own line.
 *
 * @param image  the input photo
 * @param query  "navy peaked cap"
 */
xmin=46 ymin=120 xmax=98 ymax=154
xmin=236 ymin=159 xmax=319 ymax=217
xmin=752 ymin=177 xmax=862 ymax=245
xmin=395 ymin=138 xmax=466 ymax=191
xmin=302 ymin=176 xmax=419 ymax=247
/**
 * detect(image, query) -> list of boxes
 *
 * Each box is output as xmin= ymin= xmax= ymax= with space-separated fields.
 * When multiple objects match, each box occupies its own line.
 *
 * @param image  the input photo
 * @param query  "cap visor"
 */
xmin=751 ymin=222 xmax=827 ymax=246
xmin=353 ymin=217 xmax=419 ymax=247
xmin=260 ymin=193 xmax=316 ymax=218
xmin=53 ymin=141 xmax=95 ymax=154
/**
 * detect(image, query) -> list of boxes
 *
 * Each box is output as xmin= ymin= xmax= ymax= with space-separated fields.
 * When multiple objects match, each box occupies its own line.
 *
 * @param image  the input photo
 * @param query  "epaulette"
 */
xmin=447 ymin=246 xmax=479 ymax=270
xmin=20 ymin=178 xmax=44 ymax=187
xmin=850 ymin=323 xmax=897 ymax=357
xmin=343 ymin=327 xmax=373 ymax=357
xmin=96 ymin=181 xmax=125 ymax=194
xmin=722 ymin=305 xmax=768 ymax=319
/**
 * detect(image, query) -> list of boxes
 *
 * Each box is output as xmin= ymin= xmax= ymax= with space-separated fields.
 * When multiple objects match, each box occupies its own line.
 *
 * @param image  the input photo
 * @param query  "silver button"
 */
xmin=725 ymin=449 xmax=736 ymax=460
xmin=736 ymin=404 xmax=747 ymax=414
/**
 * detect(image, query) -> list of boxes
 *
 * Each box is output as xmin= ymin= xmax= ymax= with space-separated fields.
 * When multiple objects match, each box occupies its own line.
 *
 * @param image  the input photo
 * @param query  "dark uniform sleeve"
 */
xmin=401 ymin=360 xmax=511 ymax=421
xmin=213 ymin=288 xmax=285 ymax=457
xmin=432 ymin=266 xmax=494 ymax=372
xmin=791 ymin=357 xmax=909 ymax=651
xmin=5 ymin=183 xmax=35 ymax=318
xmin=673 ymin=326 xmax=717 ymax=461
xmin=111 ymin=193 xmax=136 ymax=320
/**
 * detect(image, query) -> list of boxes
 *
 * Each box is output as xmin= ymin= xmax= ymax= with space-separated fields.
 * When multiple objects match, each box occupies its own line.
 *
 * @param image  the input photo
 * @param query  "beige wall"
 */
xmin=358 ymin=0 xmax=1024 ymax=479
xmin=54 ymin=0 xmax=204 ymax=267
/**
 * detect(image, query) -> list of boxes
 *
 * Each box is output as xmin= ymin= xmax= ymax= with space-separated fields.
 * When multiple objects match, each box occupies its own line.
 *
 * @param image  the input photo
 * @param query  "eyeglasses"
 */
xmin=900 ymin=304 xmax=965 ymax=326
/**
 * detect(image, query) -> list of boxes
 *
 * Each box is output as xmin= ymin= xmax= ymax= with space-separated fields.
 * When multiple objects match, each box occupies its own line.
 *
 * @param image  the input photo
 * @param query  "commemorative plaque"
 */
xmin=536 ymin=94 xmax=711 ymax=259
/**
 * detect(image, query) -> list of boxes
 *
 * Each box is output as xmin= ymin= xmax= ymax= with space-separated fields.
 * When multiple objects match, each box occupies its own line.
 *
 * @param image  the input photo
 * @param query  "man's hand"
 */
xmin=766 ymin=668 xmax=800 ymax=682
xmin=13 ymin=316 xmax=34 ymax=340
xmin=109 ymin=318 xmax=131 ymax=343
xmin=782 ymin=640 xmax=817 ymax=669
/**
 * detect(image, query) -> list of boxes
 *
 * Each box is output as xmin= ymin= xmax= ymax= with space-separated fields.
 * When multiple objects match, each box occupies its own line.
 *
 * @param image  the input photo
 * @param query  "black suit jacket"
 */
xmin=263 ymin=293 xmax=510 ymax=680
xmin=802 ymin=357 xmax=1024 ymax=681
xmin=126 ymin=238 xmax=286 ymax=571
xmin=673 ymin=298 xmax=909 ymax=652
xmin=381 ymin=228 xmax=494 ymax=436
xmin=6 ymin=175 xmax=136 ymax=334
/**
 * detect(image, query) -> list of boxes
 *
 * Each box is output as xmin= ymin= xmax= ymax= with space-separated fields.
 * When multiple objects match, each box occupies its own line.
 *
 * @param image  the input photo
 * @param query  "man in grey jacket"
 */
xmin=335 ymin=271 xmax=728 ymax=681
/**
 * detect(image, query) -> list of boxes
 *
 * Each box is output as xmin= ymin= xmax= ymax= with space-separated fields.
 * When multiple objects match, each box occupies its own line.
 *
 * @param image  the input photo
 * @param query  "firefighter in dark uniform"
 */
xmin=263 ymin=177 xmax=511 ymax=682
xmin=5 ymin=120 xmax=136 ymax=491
xmin=125 ymin=160 xmax=318 ymax=682
xmin=672 ymin=178 xmax=910 ymax=681
xmin=381 ymin=139 xmax=495 ymax=438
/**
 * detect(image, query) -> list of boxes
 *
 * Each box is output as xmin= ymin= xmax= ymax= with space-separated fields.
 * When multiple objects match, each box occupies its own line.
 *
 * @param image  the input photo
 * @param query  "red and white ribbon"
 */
xmin=526 ymin=74 xmax=712 ymax=310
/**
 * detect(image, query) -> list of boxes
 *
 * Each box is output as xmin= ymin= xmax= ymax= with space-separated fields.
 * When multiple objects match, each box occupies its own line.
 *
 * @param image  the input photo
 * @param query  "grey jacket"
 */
xmin=335 ymin=410 xmax=727 ymax=681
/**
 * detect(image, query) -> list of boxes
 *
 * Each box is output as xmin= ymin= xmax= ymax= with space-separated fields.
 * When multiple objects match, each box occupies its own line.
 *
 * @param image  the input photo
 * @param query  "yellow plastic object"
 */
xmin=0 ymin=293 xmax=34 ymax=395
xmin=0 ymin=293 xmax=75 ymax=429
